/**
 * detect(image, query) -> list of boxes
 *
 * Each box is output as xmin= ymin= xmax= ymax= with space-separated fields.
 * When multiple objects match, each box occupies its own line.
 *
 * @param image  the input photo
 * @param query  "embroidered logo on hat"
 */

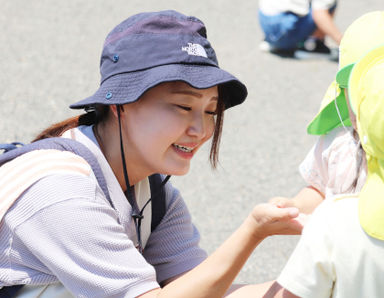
xmin=181 ymin=43 xmax=208 ymax=58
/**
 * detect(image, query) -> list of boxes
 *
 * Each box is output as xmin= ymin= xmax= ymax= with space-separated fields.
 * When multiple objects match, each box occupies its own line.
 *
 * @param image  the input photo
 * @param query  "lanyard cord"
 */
xmin=117 ymin=106 xmax=136 ymax=208
xmin=116 ymin=105 xmax=171 ymax=253
xmin=134 ymin=174 xmax=171 ymax=253
xmin=333 ymin=89 xmax=362 ymax=188
xmin=117 ymin=106 xmax=143 ymax=252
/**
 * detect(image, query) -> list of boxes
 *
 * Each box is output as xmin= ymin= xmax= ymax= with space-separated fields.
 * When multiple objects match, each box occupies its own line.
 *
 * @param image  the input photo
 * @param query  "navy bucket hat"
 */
xmin=70 ymin=10 xmax=247 ymax=110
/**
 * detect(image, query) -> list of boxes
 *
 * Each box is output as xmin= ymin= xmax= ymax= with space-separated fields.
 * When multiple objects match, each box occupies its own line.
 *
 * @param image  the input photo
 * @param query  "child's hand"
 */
xmin=249 ymin=203 xmax=304 ymax=238
xmin=269 ymin=196 xmax=295 ymax=208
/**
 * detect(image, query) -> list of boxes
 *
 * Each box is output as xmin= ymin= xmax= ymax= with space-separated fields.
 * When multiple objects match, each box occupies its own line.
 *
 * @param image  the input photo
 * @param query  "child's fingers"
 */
xmin=269 ymin=197 xmax=293 ymax=208
xmin=281 ymin=207 xmax=299 ymax=218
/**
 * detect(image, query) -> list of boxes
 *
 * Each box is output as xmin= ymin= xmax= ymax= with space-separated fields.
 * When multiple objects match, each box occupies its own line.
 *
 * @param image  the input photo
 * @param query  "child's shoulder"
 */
xmin=317 ymin=126 xmax=357 ymax=154
xmin=311 ymin=194 xmax=359 ymax=227
xmin=330 ymin=193 xmax=359 ymax=203
xmin=322 ymin=126 xmax=355 ymax=144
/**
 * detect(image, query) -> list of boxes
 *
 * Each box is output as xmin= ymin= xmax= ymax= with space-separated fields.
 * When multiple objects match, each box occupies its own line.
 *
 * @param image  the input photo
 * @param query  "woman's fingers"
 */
xmin=251 ymin=204 xmax=304 ymax=236
xmin=252 ymin=203 xmax=298 ymax=221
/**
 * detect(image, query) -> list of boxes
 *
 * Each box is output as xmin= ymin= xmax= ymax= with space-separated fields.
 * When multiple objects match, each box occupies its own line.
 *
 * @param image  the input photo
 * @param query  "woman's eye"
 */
xmin=176 ymin=105 xmax=191 ymax=111
xmin=205 ymin=111 xmax=216 ymax=115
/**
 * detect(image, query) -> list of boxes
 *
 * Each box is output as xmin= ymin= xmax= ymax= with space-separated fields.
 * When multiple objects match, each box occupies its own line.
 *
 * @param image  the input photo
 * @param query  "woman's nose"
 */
xmin=187 ymin=113 xmax=209 ymax=139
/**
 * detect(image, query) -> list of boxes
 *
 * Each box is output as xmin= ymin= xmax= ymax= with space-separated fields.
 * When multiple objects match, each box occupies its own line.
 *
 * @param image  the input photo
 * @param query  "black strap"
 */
xmin=0 ymin=285 xmax=23 ymax=297
xmin=149 ymin=174 xmax=169 ymax=232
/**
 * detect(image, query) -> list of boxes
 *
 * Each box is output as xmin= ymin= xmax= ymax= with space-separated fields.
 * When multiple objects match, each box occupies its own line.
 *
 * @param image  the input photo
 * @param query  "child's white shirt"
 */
xmin=299 ymin=126 xmax=367 ymax=198
xmin=277 ymin=195 xmax=384 ymax=298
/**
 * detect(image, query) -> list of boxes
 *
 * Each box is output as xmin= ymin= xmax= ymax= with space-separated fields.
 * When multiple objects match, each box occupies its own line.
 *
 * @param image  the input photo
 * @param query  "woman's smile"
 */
xmin=172 ymin=143 xmax=199 ymax=159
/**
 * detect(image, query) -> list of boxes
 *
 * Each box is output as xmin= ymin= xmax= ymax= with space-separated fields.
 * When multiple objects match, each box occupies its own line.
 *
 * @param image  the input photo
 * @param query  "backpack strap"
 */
xmin=0 ymin=285 xmax=23 ymax=298
xmin=0 ymin=138 xmax=113 ymax=209
xmin=149 ymin=174 xmax=170 ymax=232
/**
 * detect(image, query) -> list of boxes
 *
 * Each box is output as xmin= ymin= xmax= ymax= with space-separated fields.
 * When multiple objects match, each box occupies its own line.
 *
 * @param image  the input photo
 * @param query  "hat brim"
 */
xmin=307 ymin=63 xmax=355 ymax=136
xmin=348 ymin=44 xmax=384 ymax=240
xmin=336 ymin=63 xmax=354 ymax=88
xmin=70 ymin=64 xmax=247 ymax=110
xmin=307 ymin=82 xmax=351 ymax=135
xmin=359 ymin=164 xmax=384 ymax=240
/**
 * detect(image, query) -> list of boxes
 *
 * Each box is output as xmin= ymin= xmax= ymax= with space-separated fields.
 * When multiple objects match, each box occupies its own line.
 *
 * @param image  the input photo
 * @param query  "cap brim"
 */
xmin=307 ymin=82 xmax=351 ymax=135
xmin=359 ymin=162 xmax=384 ymax=240
xmin=70 ymin=64 xmax=247 ymax=110
xmin=349 ymin=44 xmax=384 ymax=240
xmin=336 ymin=63 xmax=354 ymax=88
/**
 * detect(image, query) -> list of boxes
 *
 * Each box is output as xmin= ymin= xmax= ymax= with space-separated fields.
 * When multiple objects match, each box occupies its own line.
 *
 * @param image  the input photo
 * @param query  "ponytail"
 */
xmin=33 ymin=106 xmax=109 ymax=142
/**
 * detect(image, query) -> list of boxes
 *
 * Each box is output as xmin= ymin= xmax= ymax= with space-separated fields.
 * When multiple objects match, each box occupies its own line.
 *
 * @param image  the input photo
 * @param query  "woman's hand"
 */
xmin=248 ymin=203 xmax=305 ymax=238
xmin=140 ymin=203 xmax=306 ymax=298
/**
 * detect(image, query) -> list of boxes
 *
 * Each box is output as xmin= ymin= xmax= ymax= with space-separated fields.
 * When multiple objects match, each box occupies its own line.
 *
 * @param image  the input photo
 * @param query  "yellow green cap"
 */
xmin=348 ymin=44 xmax=384 ymax=240
xmin=307 ymin=81 xmax=351 ymax=135
xmin=307 ymin=11 xmax=384 ymax=135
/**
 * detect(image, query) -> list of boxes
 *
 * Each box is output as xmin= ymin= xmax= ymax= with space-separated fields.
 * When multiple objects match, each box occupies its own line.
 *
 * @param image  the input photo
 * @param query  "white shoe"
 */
xmin=259 ymin=40 xmax=273 ymax=52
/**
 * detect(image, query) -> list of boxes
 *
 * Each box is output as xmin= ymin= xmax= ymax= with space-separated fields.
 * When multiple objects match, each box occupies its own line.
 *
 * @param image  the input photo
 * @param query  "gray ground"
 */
xmin=1 ymin=0 xmax=382 ymax=285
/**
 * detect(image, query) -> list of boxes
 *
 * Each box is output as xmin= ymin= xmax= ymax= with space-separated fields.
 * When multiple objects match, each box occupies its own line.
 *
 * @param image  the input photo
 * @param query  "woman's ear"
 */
xmin=110 ymin=105 xmax=125 ymax=118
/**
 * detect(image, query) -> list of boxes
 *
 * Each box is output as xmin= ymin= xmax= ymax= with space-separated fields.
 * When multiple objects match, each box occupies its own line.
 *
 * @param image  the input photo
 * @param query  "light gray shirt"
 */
xmin=0 ymin=126 xmax=206 ymax=297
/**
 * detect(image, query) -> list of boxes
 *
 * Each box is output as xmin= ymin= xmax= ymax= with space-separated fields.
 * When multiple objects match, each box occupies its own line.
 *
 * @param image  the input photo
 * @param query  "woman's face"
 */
xmin=121 ymin=81 xmax=218 ymax=179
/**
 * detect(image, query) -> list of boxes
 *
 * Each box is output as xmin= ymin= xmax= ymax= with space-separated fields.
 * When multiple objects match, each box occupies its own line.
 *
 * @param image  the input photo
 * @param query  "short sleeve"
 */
xmin=143 ymin=182 xmax=207 ymax=284
xmin=300 ymin=127 xmax=365 ymax=197
xmin=299 ymin=137 xmax=329 ymax=195
xmin=277 ymin=200 xmax=335 ymax=298
xmin=12 ymin=174 xmax=159 ymax=298
xmin=312 ymin=0 xmax=337 ymax=10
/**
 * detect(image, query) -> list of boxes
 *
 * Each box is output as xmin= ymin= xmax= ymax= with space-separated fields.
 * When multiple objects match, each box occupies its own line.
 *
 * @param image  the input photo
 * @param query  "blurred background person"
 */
xmin=258 ymin=0 xmax=342 ymax=59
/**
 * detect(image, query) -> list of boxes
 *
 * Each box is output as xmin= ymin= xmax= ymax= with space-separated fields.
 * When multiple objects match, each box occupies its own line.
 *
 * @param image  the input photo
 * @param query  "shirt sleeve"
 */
xmin=277 ymin=200 xmax=335 ymax=298
xmin=312 ymin=0 xmax=337 ymax=10
xmin=300 ymin=127 xmax=363 ymax=197
xmin=13 ymin=174 xmax=159 ymax=298
xmin=299 ymin=136 xmax=329 ymax=195
xmin=143 ymin=182 xmax=207 ymax=284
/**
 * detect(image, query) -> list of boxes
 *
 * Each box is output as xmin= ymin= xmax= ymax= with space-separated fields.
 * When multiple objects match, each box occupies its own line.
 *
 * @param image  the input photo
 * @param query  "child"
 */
xmin=270 ymin=11 xmax=384 ymax=216
xmin=225 ymin=41 xmax=384 ymax=298
xmin=272 ymin=42 xmax=384 ymax=298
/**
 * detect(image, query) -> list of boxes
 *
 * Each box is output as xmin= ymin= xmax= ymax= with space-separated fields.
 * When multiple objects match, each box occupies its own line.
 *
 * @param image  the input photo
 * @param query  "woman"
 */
xmin=0 ymin=10 xmax=301 ymax=297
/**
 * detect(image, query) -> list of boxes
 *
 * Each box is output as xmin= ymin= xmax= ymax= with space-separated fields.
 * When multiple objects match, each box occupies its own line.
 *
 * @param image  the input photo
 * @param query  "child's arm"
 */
xmin=270 ymin=186 xmax=324 ymax=214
